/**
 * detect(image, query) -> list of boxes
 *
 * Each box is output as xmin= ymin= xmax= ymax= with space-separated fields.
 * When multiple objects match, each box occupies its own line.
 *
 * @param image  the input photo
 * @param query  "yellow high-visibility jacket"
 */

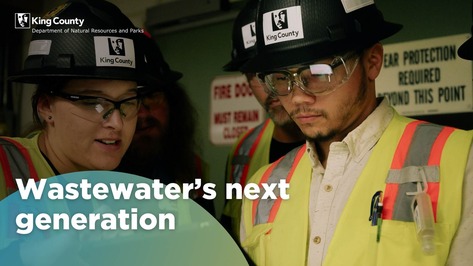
xmin=242 ymin=114 xmax=472 ymax=265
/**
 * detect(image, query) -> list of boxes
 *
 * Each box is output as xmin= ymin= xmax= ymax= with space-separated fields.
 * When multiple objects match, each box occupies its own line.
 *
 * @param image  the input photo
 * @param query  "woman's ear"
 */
xmin=37 ymin=95 xmax=54 ymax=124
xmin=363 ymin=43 xmax=384 ymax=81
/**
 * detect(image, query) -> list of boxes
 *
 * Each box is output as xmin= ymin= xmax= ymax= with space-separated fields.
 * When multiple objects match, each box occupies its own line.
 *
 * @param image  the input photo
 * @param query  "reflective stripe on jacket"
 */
xmin=227 ymin=118 xmax=273 ymax=186
xmin=223 ymin=119 xmax=274 ymax=238
xmin=0 ymin=134 xmax=54 ymax=200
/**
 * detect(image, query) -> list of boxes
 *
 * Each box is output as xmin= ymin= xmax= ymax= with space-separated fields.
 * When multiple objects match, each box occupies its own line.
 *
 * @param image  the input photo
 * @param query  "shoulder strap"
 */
xmin=0 ymin=137 xmax=39 ymax=196
xmin=230 ymin=119 xmax=271 ymax=186
xmin=252 ymin=144 xmax=307 ymax=225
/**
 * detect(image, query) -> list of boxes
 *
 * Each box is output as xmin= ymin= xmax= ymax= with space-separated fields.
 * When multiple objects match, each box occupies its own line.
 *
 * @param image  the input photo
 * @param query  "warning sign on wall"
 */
xmin=210 ymin=74 xmax=266 ymax=145
xmin=376 ymin=34 xmax=473 ymax=116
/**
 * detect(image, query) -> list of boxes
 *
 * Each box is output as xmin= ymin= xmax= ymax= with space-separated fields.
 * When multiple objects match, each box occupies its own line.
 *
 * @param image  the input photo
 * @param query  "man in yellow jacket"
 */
xmin=220 ymin=0 xmax=305 ymax=240
xmin=240 ymin=0 xmax=473 ymax=265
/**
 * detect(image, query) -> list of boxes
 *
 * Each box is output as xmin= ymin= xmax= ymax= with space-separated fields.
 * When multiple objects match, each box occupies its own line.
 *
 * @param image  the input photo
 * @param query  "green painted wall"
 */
xmin=152 ymin=21 xmax=234 ymax=218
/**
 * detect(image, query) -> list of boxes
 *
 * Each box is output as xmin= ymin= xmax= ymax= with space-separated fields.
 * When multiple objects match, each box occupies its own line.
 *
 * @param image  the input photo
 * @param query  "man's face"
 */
xmin=274 ymin=11 xmax=287 ymax=29
xmin=276 ymin=53 xmax=373 ymax=142
xmin=245 ymin=72 xmax=293 ymax=127
xmin=116 ymin=40 xmax=123 ymax=49
xmin=18 ymin=14 xmax=28 ymax=26
xmin=279 ymin=12 xmax=286 ymax=22
xmin=128 ymin=91 xmax=169 ymax=157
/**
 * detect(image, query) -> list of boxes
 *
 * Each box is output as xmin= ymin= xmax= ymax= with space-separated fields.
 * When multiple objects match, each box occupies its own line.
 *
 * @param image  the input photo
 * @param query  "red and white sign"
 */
xmin=210 ymin=74 xmax=265 ymax=145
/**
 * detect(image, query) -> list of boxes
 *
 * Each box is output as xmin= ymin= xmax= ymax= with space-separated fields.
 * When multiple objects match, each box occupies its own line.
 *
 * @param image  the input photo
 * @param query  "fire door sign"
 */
xmin=210 ymin=74 xmax=265 ymax=145
xmin=376 ymin=33 xmax=473 ymax=116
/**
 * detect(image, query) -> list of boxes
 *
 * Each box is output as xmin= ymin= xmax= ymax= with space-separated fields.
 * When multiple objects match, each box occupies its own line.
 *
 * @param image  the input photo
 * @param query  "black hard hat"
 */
xmin=222 ymin=0 xmax=259 ymax=72
xmin=458 ymin=4 xmax=472 ymax=60
xmin=142 ymin=32 xmax=183 ymax=85
xmin=241 ymin=0 xmax=402 ymax=72
xmin=9 ymin=0 xmax=149 ymax=84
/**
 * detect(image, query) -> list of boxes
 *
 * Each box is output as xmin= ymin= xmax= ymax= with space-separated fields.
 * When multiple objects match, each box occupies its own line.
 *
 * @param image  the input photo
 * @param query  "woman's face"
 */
xmin=40 ymin=79 xmax=139 ymax=173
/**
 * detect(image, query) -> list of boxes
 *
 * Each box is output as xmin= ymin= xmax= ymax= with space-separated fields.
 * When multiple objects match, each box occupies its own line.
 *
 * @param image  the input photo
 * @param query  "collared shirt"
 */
xmin=306 ymin=98 xmax=473 ymax=265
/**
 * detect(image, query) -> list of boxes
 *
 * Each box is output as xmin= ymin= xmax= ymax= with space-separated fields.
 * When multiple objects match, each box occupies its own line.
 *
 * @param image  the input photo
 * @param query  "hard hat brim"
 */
xmin=222 ymin=56 xmax=249 ymax=72
xmin=8 ymin=67 xmax=151 ymax=85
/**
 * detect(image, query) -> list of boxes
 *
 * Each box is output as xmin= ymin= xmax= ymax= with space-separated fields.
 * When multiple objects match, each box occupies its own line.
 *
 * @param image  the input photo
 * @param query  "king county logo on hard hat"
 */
xmin=94 ymin=36 xmax=136 ymax=69
xmin=262 ymin=6 xmax=304 ymax=46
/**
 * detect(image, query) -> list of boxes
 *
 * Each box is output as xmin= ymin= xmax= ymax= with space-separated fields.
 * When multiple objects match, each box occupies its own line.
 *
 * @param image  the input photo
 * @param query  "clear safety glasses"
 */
xmin=50 ymin=89 xmax=142 ymax=122
xmin=257 ymin=52 xmax=360 ymax=96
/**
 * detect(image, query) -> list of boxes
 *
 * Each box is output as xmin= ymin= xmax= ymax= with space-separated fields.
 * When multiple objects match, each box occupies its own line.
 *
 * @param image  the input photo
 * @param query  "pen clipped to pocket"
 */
xmin=369 ymin=190 xmax=383 ymax=242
